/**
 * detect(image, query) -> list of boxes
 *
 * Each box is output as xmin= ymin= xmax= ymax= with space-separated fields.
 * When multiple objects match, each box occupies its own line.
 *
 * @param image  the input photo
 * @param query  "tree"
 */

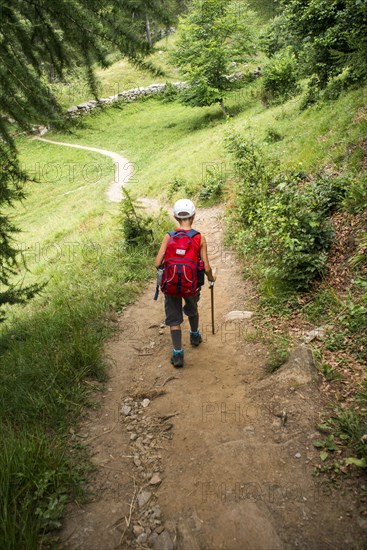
xmin=0 ymin=0 xmax=176 ymax=321
xmin=172 ymin=0 xmax=256 ymax=115
xmin=262 ymin=0 xmax=367 ymax=89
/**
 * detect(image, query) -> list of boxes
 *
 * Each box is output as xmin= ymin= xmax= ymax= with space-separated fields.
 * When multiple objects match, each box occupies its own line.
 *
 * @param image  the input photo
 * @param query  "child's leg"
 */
xmin=183 ymin=292 xmax=200 ymax=333
xmin=170 ymin=325 xmax=182 ymax=350
xmin=188 ymin=314 xmax=199 ymax=332
xmin=165 ymin=295 xmax=184 ymax=350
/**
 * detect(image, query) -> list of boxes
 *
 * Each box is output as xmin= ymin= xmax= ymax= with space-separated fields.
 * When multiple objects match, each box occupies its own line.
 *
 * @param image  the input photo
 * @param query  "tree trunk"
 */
xmin=145 ymin=15 xmax=152 ymax=47
xmin=219 ymin=99 xmax=227 ymax=116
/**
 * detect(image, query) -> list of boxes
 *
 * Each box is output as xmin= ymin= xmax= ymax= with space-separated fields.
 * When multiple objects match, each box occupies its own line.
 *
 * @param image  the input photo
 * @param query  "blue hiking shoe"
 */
xmin=190 ymin=330 xmax=202 ymax=347
xmin=170 ymin=348 xmax=184 ymax=368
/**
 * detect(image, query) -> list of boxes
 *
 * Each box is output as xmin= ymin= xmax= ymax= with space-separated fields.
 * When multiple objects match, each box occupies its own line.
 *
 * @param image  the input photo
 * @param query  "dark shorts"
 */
xmin=165 ymin=291 xmax=201 ymax=326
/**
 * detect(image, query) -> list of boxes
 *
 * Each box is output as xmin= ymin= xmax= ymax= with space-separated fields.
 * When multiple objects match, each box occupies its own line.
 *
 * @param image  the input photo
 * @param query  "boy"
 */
xmin=155 ymin=199 xmax=216 ymax=368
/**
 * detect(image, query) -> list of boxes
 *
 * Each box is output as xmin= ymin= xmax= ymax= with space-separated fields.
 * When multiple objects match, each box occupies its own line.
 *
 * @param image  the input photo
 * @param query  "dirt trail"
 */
xmin=39 ymin=139 xmax=365 ymax=548
xmin=59 ymin=205 xmax=365 ymax=549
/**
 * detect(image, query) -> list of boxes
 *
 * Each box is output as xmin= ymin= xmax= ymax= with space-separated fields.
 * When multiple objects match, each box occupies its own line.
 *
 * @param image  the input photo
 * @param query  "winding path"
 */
xmin=35 ymin=136 xmax=133 ymax=203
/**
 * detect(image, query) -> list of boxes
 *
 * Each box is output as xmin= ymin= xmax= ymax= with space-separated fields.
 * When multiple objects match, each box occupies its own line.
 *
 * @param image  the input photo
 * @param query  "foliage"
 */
xmin=0 ymin=145 xmax=42 ymax=321
xmin=266 ymin=334 xmax=290 ymax=372
xmin=260 ymin=47 xmax=301 ymax=105
xmin=199 ymin=168 xmax=225 ymax=202
xmin=0 ymin=429 xmax=88 ymax=546
xmin=264 ymin=127 xmax=283 ymax=143
xmin=262 ymin=0 xmax=367 ymax=94
xmin=120 ymin=190 xmax=154 ymax=246
xmin=0 ymin=0 xmax=178 ymax=321
xmin=166 ymin=176 xmax=198 ymax=200
xmin=159 ymin=82 xmax=181 ymax=103
xmin=260 ymin=14 xmax=295 ymax=58
xmin=350 ymin=233 xmax=367 ymax=272
xmin=171 ymin=0 xmax=256 ymax=113
xmin=342 ymin=173 xmax=367 ymax=214
xmin=120 ymin=189 xmax=171 ymax=248
xmin=225 ymin=131 xmax=341 ymax=291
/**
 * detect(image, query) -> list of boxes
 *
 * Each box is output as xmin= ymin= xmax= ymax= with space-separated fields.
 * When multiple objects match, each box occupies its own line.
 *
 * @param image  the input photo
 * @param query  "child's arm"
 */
xmin=154 ymin=234 xmax=170 ymax=269
xmin=200 ymin=235 xmax=216 ymax=282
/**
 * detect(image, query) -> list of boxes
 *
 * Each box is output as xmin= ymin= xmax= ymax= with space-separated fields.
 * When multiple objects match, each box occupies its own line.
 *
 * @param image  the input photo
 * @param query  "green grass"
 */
xmin=50 ymin=36 xmax=180 ymax=109
xmin=44 ymin=82 xmax=367 ymax=203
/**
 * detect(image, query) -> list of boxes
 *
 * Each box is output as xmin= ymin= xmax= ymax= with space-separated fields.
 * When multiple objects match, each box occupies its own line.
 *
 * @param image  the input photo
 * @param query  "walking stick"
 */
xmin=209 ymin=280 xmax=215 ymax=335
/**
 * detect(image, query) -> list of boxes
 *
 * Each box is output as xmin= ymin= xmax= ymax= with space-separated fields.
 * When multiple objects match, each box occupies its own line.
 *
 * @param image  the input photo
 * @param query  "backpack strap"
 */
xmin=168 ymin=229 xmax=200 ymax=238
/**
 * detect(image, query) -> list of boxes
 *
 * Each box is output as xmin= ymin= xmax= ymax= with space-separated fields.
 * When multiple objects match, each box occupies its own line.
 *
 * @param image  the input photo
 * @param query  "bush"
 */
xmin=342 ymin=174 xmax=367 ymax=214
xmin=166 ymin=176 xmax=197 ymax=201
xmin=199 ymin=169 xmax=225 ymax=203
xmin=264 ymin=127 xmax=283 ymax=143
xmin=159 ymin=82 xmax=180 ymax=103
xmin=120 ymin=189 xmax=171 ymax=249
xmin=260 ymin=47 xmax=301 ymax=105
xmin=300 ymin=75 xmax=322 ymax=109
xmin=225 ymin=132 xmax=339 ymax=291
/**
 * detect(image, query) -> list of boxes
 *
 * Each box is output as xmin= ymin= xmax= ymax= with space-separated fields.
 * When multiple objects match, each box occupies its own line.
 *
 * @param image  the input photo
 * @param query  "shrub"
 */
xmin=120 ymin=190 xmax=171 ymax=249
xmin=159 ymin=82 xmax=180 ymax=103
xmin=264 ymin=127 xmax=283 ymax=143
xmin=225 ymin=132 xmax=339 ymax=291
xmin=166 ymin=176 xmax=197 ymax=200
xmin=199 ymin=169 xmax=225 ymax=203
xmin=342 ymin=174 xmax=367 ymax=214
xmin=260 ymin=47 xmax=301 ymax=105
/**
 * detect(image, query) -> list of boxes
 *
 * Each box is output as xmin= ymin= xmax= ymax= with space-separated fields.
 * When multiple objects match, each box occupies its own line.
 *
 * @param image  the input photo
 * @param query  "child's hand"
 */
xmin=208 ymin=267 xmax=217 ymax=283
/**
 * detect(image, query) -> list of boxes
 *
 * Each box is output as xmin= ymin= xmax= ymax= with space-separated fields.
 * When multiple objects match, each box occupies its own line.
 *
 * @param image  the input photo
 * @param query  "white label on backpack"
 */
xmin=176 ymin=248 xmax=186 ymax=255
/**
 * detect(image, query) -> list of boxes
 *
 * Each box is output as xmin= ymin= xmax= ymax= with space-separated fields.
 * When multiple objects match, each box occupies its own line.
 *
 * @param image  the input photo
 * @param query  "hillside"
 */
xmin=1 ymin=0 xmax=367 ymax=547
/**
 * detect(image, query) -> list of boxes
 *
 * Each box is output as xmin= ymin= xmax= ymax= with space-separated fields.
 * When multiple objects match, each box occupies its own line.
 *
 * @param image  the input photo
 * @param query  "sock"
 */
xmin=189 ymin=315 xmax=199 ymax=333
xmin=171 ymin=329 xmax=182 ymax=351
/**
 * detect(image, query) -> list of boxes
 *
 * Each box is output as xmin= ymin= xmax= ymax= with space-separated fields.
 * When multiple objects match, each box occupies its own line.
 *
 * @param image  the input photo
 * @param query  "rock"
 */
xmin=303 ymin=327 xmax=326 ymax=344
xmin=133 ymin=456 xmax=141 ymax=467
xmin=154 ymin=530 xmax=174 ymax=550
xmin=155 ymin=525 xmax=165 ymax=535
xmin=295 ymin=452 xmax=301 ymax=459
xmin=137 ymin=533 xmax=148 ymax=544
xmin=67 ymin=106 xmax=78 ymax=113
xmin=224 ymin=310 xmax=254 ymax=322
xmin=130 ymin=433 xmax=138 ymax=441
xmin=151 ymin=505 xmax=161 ymax=519
xmin=256 ymin=344 xmax=316 ymax=390
xmin=121 ymin=405 xmax=132 ymax=416
xmin=133 ymin=525 xmax=144 ymax=536
xmin=138 ymin=490 xmax=152 ymax=508
xmin=149 ymin=532 xmax=159 ymax=545
xmin=142 ymin=398 xmax=151 ymax=408
xmin=77 ymin=102 xmax=91 ymax=109
xmin=150 ymin=473 xmax=162 ymax=486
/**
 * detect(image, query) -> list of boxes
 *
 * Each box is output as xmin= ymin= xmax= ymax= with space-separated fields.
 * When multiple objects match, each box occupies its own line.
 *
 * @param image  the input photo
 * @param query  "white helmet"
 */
xmin=173 ymin=199 xmax=196 ymax=219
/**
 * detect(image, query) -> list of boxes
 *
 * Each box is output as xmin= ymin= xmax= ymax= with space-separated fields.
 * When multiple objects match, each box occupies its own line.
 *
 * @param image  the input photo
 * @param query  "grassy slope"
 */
xmin=51 ymin=37 xmax=180 ymax=109
xmin=47 ymin=84 xmax=367 ymax=199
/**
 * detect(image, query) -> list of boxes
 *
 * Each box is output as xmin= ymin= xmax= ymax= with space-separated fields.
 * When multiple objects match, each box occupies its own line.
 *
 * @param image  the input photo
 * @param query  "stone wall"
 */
xmin=66 ymin=82 xmax=189 ymax=116
xmin=65 ymin=72 xmax=247 ymax=116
